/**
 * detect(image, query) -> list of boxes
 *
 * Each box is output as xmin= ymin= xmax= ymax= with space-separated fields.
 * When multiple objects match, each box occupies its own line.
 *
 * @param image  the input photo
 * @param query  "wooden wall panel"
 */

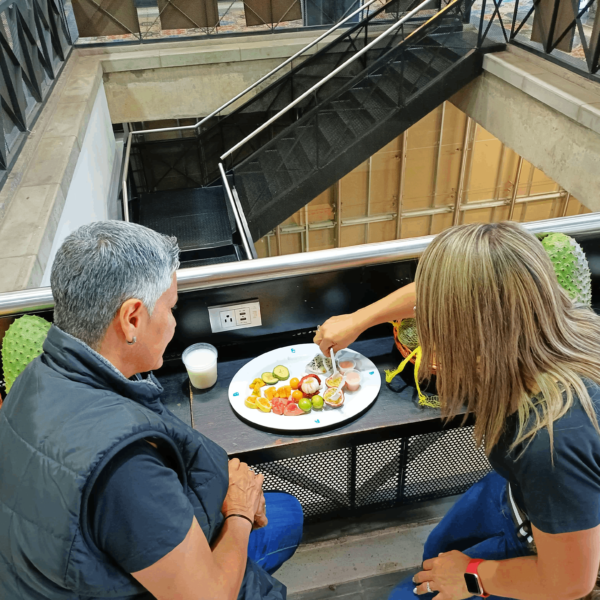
xmin=466 ymin=129 xmax=503 ymax=203
xmin=341 ymin=224 xmax=367 ymax=247
xmin=254 ymin=102 xmax=592 ymax=255
xmin=339 ymin=163 xmax=368 ymax=219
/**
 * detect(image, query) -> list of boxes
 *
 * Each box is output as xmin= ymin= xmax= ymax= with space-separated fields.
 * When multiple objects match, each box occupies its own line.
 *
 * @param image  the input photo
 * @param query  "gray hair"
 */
xmin=51 ymin=221 xmax=180 ymax=349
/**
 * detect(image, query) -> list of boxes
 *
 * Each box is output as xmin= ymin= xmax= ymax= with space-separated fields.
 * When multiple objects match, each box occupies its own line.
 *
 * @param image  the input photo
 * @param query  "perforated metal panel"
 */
xmin=250 ymin=425 xmax=491 ymax=522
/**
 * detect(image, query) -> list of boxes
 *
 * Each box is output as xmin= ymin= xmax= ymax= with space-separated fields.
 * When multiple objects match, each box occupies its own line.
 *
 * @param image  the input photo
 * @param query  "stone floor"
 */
xmin=278 ymin=496 xmax=460 ymax=600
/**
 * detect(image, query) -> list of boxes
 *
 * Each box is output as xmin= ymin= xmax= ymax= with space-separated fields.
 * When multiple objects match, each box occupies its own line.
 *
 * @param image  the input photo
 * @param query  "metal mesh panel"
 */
xmin=403 ymin=428 xmax=491 ymax=501
xmin=356 ymin=438 xmax=404 ymax=507
xmin=247 ymin=425 xmax=491 ymax=522
xmin=253 ymin=447 xmax=352 ymax=518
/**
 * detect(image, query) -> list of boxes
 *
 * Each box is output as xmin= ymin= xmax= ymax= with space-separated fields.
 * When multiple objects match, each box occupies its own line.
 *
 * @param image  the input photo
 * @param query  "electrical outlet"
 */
xmin=208 ymin=301 xmax=262 ymax=333
xmin=219 ymin=311 xmax=236 ymax=329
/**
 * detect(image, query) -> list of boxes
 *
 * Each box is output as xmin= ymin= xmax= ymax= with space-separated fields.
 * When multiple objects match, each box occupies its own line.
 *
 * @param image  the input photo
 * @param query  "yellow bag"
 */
xmin=387 ymin=320 xmax=440 ymax=409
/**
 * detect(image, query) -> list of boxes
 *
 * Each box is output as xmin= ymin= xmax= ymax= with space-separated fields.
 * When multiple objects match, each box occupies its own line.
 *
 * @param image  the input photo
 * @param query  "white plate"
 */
xmin=228 ymin=343 xmax=381 ymax=432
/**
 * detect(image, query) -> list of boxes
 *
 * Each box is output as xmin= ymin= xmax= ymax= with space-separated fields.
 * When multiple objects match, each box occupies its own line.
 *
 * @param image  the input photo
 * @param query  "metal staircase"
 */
xmin=123 ymin=0 xmax=504 ymax=261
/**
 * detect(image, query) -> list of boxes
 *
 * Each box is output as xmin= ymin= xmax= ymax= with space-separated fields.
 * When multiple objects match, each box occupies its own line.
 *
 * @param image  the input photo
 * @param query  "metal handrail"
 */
xmin=1 ymin=212 xmax=599 ymax=317
xmin=220 ymin=0 xmax=434 ymax=161
xmin=120 ymin=0 xmax=382 ymax=219
xmin=218 ymin=163 xmax=254 ymax=260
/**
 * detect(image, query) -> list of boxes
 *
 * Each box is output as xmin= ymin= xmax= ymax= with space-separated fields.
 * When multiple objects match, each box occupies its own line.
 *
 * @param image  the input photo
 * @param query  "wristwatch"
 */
xmin=464 ymin=558 xmax=489 ymax=598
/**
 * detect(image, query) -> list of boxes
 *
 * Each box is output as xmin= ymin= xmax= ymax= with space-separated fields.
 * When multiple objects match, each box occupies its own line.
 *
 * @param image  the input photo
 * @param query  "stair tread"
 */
xmin=137 ymin=187 xmax=233 ymax=251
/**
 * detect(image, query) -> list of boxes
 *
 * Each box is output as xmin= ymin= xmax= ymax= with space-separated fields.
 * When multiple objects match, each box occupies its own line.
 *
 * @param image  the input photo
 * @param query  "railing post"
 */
xmin=478 ymin=0 xmax=488 ymax=45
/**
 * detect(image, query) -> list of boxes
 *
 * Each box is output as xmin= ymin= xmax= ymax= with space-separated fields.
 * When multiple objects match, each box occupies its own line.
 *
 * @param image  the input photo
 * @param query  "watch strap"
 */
xmin=466 ymin=559 xmax=489 ymax=597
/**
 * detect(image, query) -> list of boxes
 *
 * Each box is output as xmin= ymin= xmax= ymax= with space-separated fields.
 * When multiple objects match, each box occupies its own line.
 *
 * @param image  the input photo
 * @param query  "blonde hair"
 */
xmin=415 ymin=221 xmax=600 ymax=454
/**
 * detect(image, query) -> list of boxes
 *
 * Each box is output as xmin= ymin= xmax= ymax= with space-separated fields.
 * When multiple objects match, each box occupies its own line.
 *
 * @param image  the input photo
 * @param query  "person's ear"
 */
xmin=118 ymin=298 xmax=144 ymax=344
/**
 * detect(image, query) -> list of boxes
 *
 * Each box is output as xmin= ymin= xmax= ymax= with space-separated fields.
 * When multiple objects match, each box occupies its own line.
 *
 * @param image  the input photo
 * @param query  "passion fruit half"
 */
xmin=323 ymin=387 xmax=345 ymax=408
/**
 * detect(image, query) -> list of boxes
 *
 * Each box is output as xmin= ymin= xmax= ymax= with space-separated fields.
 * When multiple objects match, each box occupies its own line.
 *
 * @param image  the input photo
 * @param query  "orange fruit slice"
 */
xmin=256 ymin=397 xmax=272 ymax=413
xmin=245 ymin=396 xmax=258 ymax=409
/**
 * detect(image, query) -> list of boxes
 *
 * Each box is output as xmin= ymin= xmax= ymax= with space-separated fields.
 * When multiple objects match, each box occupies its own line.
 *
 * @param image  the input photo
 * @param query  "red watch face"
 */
xmin=464 ymin=572 xmax=484 ymax=595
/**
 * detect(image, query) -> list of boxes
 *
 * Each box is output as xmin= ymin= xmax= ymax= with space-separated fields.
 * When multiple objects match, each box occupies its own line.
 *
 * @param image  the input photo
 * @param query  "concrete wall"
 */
xmin=41 ymin=85 xmax=116 ymax=286
xmin=450 ymin=48 xmax=600 ymax=212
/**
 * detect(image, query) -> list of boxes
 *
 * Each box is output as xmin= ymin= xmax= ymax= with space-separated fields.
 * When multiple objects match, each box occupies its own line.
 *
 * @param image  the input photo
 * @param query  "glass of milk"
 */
xmin=182 ymin=343 xmax=218 ymax=390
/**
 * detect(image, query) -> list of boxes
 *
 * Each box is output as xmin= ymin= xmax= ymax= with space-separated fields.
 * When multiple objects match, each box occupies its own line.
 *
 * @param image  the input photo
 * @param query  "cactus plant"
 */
xmin=540 ymin=232 xmax=592 ymax=306
xmin=1 ymin=315 xmax=51 ymax=393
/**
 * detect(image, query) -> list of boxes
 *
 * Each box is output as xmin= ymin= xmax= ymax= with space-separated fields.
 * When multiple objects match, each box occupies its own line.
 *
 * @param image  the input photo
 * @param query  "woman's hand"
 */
xmin=221 ymin=459 xmax=264 ymax=523
xmin=314 ymin=313 xmax=364 ymax=355
xmin=413 ymin=551 xmax=472 ymax=600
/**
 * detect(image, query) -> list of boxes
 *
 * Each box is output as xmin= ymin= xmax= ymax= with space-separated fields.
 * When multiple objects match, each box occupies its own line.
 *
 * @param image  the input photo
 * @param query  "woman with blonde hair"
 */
xmin=315 ymin=221 xmax=600 ymax=600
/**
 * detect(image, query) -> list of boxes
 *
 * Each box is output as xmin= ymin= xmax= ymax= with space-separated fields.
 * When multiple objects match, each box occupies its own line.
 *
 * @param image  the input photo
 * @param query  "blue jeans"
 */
xmin=248 ymin=491 xmax=304 ymax=575
xmin=388 ymin=472 xmax=533 ymax=599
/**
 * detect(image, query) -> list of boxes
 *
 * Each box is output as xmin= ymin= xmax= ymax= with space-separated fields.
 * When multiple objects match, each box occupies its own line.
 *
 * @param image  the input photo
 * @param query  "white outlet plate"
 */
xmin=208 ymin=301 xmax=262 ymax=333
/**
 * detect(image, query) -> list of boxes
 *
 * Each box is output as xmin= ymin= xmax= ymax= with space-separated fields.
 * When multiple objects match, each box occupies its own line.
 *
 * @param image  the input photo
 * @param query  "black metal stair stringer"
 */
xmin=231 ymin=26 xmax=505 ymax=241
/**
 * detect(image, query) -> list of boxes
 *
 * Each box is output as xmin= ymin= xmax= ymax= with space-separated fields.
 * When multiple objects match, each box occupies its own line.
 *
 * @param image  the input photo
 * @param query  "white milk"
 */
xmin=183 ymin=347 xmax=218 ymax=389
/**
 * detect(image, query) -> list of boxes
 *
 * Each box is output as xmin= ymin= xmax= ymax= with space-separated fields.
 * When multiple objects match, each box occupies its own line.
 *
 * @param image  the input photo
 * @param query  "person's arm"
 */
xmin=413 ymin=524 xmax=600 ymax=600
xmin=314 ymin=282 xmax=416 ymax=355
xmin=132 ymin=515 xmax=252 ymax=600
xmin=131 ymin=458 xmax=264 ymax=600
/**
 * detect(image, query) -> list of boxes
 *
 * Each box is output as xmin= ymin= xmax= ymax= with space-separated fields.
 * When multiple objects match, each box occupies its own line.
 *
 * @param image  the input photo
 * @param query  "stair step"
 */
xmin=259 ymin=148 xmax=295 ymax=197
xmin=296 ymin=122 xmax=333 ymax=166
xmin=278 ymin=137 xmax=315 ymax=181
xmin=405 ymin=46 xmax=456 ymax=76
xmin=234 ymin=166 xmax=271 ymax=211
xmin=317 ymin=111 xmax=356 ymax=161
xmin=281 ymin=496 xmax=460 ymax=599
xmin=136 ymin=186 xmax=233 ymax=252
xmin=336 ymin=106 xmax=376 ymax=138
xmin=348 ymin=85 xmax=396 ymax=119
xmin=279 ymin=521 xmax=433 ymax=598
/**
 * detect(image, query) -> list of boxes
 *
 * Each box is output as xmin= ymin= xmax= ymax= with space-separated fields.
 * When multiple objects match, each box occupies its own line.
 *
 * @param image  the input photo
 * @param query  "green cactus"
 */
xmin=2 ymin=315 xmax=51 ymax=393
xmin=540 ymin=232 xmax=592 ymax=306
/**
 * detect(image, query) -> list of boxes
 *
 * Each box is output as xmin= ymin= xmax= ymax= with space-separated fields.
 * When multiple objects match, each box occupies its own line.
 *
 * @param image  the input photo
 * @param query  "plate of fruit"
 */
xmin=228 ymin=343 xmax=381 ymax=431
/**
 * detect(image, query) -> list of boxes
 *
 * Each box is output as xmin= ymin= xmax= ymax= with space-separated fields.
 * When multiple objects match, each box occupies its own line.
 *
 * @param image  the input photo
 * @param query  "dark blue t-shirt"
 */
xmin=88 ymin=440 xmax=194 ymax=573
xmin=489 ymin=381 xmax=600 ymax=534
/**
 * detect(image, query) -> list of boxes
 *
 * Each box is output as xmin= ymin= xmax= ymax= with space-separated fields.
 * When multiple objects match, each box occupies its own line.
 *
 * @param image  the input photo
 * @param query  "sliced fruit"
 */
xmin=262 ymin=372 xmax=279 ymax=386
xmin=273 ymin=365 xmax=290 ymax=381
xmin=251 ymin=384 xmax=262 ymax=396
xmin=290 ymin=377 xmax=300 ymax=390
xmin=291 ymin=390 xmax=303 ymax=402
xmin=250 ymin=378 xmax=265 ymax=388
xmin=312 ymin=395 xmax=324 ymax=410
xmin=256 ymin=397 xmax=272 ymax=413
xmin=276 ymin=385 xmax=292 ymax=399
xmin=272 ymin=396 xmax=290 ymax=415
xmin=324 ymin=387 xmax=345 ymax=408
xmin=284 ymin=402 xmax=305 ymax=416
xmin=298 ymin=398 xmax=312 ymax=412
xmin=264 ymin=386 xmax=278 ymax=400
xmin=326 ymin=374 xmax=344 ymax=388
xmin=245 ymin=396 xmax=258 ymax=409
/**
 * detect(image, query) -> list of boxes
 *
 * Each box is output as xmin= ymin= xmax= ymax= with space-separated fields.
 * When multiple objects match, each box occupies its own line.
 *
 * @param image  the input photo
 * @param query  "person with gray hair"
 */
xmin=0 ymin=221 xmax=303 ymax=600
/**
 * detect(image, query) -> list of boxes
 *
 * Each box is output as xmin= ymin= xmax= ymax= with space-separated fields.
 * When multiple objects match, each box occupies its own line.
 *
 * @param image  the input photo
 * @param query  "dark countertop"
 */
xmin=157 ymin=336 xmax=462 ymax=462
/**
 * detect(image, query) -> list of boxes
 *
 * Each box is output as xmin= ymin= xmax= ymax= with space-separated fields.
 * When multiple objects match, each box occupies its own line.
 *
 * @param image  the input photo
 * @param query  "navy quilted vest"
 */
xmin=0 ymin=325 xmax=285 ymax=600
